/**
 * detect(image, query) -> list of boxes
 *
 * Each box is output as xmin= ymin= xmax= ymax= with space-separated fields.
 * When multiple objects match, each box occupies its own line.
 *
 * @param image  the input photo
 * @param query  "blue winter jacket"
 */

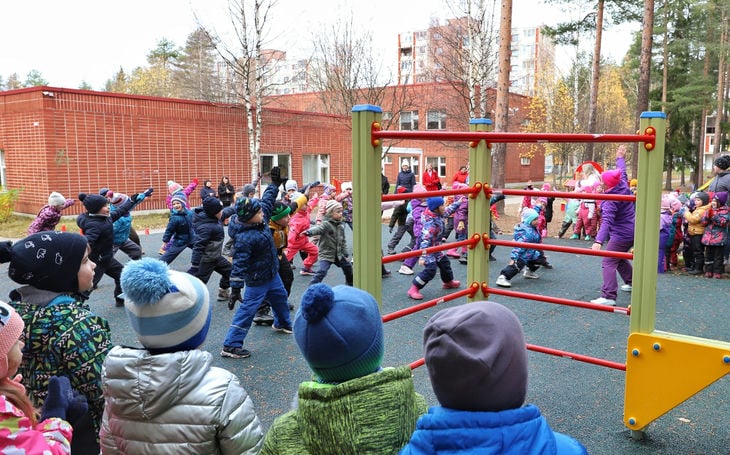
xmin=400 ymin=404 xmax=587 ymax=455
xmin=190 ymin=205 xmax=235 ymax=266
xmin=162 ymin=208 xmax=194 ymax=247
xmin=595 ymin=156 xmax=635 ymax=245
xmin=510 ymin=222 xmax=542 ymax=262
xmin=230 ymin=183 xmax=279 ymax=289
xmin=111 ymin=197 xmax=145 ymax=246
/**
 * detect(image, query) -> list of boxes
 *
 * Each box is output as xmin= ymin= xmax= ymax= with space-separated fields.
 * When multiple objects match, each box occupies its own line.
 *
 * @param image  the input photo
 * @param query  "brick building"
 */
xmin=0 ymin=86 xmax=350 ymax=215
xmin=1 ymin=83 xmax=543 ymax=215
xmin=267 ymin=82 xmax=544 ymax=188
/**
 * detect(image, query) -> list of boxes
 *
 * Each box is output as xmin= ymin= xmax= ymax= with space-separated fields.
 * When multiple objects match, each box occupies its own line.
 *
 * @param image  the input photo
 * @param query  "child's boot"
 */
xmin=713 ymin=273 xmax=723 ymax=279
xmin=442 ymin=280 xmax=460 ymax=289
xmin=217 ymin=288 xmax=230 ymax=301
xmin=705 ymin=272 xmax=713 ymax=278
xmin=446 ymin=248 xmax=461 ymax=258
xmin=253 ymin=303 xmax=274 ymax=325
xmin=569 ymin=233 xmax=579 ymax=240
xmin=408 ymin=284 xmax=423 ymax=300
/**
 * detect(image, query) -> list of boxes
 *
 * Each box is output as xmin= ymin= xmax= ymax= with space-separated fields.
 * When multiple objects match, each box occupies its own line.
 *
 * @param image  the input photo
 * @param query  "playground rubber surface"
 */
xmin=2 ymin=226 xmax=726 ymax=454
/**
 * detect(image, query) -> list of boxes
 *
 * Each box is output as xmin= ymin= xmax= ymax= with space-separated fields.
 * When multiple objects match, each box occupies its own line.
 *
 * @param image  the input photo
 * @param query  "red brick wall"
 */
xmin=0 ymin=87 xmax=351 ymax=215
xmin=267 ymin=82 xmax=545 ymax=189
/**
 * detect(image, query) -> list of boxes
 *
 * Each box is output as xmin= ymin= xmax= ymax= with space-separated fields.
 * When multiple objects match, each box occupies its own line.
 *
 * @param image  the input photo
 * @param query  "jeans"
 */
xmin=223 ymin=274 xmax=291 ymax=348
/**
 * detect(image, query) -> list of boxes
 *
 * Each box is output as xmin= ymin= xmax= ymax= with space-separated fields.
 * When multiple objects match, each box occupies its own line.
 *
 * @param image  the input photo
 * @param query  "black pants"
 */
xmin=92 ymin=256 xmax=124 ymax=300
xmin=500 ymin=258 xmax=539 ymax=280
xmin=194 ymin=256 xmax=232 ymax=289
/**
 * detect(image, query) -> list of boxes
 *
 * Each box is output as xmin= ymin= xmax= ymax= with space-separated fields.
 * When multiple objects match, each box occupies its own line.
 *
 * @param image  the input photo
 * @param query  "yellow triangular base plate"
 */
xmin=624 ymin=331 xmax=730 ymax=429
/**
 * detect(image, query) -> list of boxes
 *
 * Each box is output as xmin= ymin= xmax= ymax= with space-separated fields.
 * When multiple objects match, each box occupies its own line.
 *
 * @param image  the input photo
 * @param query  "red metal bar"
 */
xmin=526 ymin=344 xmax=626 ymax=371
xmin=408 ymin=346 xmax=626 ymax=371
xmin=382 ymin=185 xmax=480 ymax=202
xmin=486 ymin=238 xmax=633 ymax=260
xmin=409 ymin=358 xmax=425 ymax=370
xmin=381 ymin=283 xmax=479 ymax=322
xmin=383 ymin=236 xmax=481 ymax=264
xmin=372 ymin=130 xmax=654 ymax=146
xmin=484 ymin=285 xmax=631 ymax=315
xmin=499 ymin=188 xmax=636 ymax=202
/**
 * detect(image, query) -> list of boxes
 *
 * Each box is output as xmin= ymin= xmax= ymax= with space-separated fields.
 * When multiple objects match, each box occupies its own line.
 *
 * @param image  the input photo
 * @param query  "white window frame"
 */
xmin=303 ymin=154 xmax=330 ymax=185
xmin=426 ymin=110 xmax=447 ymax=130
xmin=520 ymin=157 xmax=531 ymax=166
xmin=261 ymin=154 xmax=291 ymax=185
xmin=400 ymin=110 xmax=419 ymax=130
xmin=426 ymin=156 xmax=447 ymax=177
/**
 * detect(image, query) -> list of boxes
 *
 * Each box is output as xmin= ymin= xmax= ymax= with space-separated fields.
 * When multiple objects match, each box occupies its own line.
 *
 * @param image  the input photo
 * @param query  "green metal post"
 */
xmin=352 ymin=105 xmax=383 ymax=306
xmin=467 ymin=119 xmax=493 ymax=301
xmin=629 ymin=112 xmax=666 ymax=334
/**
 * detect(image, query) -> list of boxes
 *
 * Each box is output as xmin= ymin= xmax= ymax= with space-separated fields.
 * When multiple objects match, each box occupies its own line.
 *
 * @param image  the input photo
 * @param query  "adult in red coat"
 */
xmin=452 ymin=165 xmax=469 ymax=185
xmin=422 ymin=163 xmax=442 ymax=191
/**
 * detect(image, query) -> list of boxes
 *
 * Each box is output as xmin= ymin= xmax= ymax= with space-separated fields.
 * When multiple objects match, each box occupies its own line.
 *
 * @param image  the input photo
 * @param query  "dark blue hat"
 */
xmin=202 ymin=197 xmax=223 ymax=217
xmin=295 ymin=284 xmax=384 ymax=383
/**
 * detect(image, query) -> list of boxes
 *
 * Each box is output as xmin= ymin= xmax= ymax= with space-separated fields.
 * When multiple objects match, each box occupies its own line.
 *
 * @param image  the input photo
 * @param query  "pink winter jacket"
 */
xmin=0 ymin=394 xmax=72 ymax=454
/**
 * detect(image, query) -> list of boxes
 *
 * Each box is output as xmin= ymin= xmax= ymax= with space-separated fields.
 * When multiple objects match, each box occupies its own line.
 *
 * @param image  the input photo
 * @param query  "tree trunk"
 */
xmin=713 ymin=14 xmax=728 ymax=155
xmin=492 ymin=0 xmax=512 ymax=191
xmin=584 ymin=0 xmax=604 ymax=163
xmin=634 ymin=0 xmax=654 ymax=179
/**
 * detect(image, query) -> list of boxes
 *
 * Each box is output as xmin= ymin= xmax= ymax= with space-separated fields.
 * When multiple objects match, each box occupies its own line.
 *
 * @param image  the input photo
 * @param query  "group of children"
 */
xmin=0 ymin=237 xmax=587 ymax=452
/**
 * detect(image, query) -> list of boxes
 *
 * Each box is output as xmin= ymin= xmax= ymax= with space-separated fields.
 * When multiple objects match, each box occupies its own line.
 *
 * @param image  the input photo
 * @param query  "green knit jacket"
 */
xmin=262 ymin=365 xmax=427 ymax=455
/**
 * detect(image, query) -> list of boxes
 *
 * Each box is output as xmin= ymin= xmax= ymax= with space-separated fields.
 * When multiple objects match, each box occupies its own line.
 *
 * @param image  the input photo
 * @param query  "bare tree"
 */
xmin=430 ymin=0 xmax=500 ymax=120
xmin=308 ymin=13 xmax=415 ymax=158
xmin=198 ymin=0 xmax=280 ymax=182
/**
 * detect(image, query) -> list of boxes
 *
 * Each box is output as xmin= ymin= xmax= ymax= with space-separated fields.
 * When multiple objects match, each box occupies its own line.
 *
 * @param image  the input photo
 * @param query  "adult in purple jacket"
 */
xmin=590 ymin=145 xmax=635 ymax=307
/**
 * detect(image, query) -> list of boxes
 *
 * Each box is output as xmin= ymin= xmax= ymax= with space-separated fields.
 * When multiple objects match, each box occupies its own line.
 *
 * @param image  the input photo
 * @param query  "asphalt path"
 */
xmin=1 ymin=225 xmax=727 ymax=454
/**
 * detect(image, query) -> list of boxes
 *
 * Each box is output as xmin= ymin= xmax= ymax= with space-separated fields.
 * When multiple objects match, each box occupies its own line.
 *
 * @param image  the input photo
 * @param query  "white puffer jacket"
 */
xmin=100 ymin=346 xmax=264 ymax=454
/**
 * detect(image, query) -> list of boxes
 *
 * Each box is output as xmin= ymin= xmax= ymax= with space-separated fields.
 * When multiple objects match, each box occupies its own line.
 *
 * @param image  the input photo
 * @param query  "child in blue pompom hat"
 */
xmin=100 ymin=258 xmax=264 ymax=453
xmin=262 ymin=283 xmax=427 ymax=454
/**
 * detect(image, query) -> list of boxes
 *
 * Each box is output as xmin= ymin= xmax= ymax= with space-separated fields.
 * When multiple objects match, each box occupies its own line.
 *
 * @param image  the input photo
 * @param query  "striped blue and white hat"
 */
xmin=120 ymin=258 xmax=211 ymax=354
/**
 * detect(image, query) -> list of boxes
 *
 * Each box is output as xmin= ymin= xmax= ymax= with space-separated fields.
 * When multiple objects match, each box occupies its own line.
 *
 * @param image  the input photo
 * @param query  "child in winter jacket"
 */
xmin=302 ymin=200 xmax=353 ymax=286
xmin=1 ymin=231 xmax=112 ymax=453
xmin=400 ymin=301 xmax=587 ymax=454
xmin=223 ymin=168 xmax=293 ymax=359
xmin=188 ymin=197 xmax=235 ymax=302
xmin=27 ymin=192 xmax=76 ymax=234
xmin=262 ymin=284 xmax=427 ymax=454
xmin=398 ymin=184 xmax=428 ymax=275
xmin=682 ymin=191 xmax=711 ymax=275
xmin=0 ymin=301 xmax=81 ymax=454
xmin=407 ymin=196 xmax=462 ymax=300
xmin=101 ymin=258 xmax=264 ymax=454
xmin=495 ymin=208 xmax=543 ymax=288
xmin=159 ymin=193 xmax=194 ymax=265
xmin=286 ymin=193 xmax=319 ymax=275
xmin=76 ymin=188 xmax=151 ymax=305
xmin=700 ymin=191 xmax=730 ymax=278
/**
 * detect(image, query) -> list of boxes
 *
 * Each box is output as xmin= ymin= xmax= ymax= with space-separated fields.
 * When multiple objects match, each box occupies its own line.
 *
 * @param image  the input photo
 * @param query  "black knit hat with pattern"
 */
xmin=0 ymin=231 xmax=88 ymax=293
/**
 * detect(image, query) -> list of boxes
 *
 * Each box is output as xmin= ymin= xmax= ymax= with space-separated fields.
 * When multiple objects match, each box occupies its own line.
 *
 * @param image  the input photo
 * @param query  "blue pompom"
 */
xmin=121 ymin=258 xmax=173 ymax=305
xmin=300 ymin=283 xmax=335 ymax=323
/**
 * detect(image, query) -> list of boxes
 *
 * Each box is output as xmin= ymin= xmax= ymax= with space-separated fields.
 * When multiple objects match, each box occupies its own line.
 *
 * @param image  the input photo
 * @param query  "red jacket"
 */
xmin=422 ymin=170 xmax=441 ymax=191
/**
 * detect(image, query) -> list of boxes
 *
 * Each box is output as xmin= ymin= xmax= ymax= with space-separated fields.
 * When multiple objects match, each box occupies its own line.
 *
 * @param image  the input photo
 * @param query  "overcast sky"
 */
xmin=1 ymin=0 xmax=637 ymax=90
